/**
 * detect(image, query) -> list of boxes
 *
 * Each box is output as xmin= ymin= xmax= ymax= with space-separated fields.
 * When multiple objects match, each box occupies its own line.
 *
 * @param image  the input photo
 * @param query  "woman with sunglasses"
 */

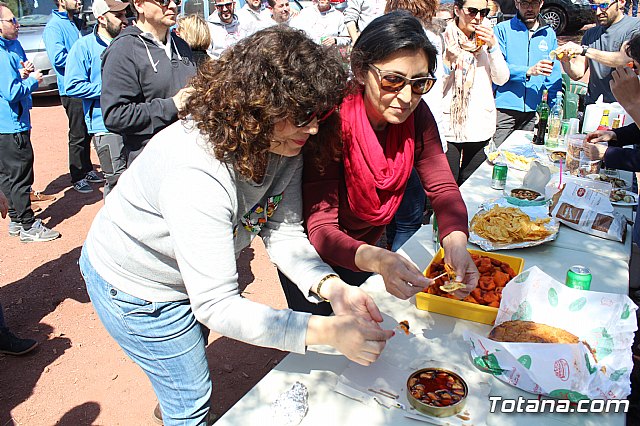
xmin=441 ymin=0 xmax=509 ymax=186
xmin=81 ymin=27 xmax=393 ymax=425
xmin=279 ymin=11 xmax=479 ymax=315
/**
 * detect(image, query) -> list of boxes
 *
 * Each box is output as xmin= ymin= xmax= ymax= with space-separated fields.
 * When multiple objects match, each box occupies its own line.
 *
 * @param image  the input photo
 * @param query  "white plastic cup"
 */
xmin=569 ymin=118 xmax=580 ymax=135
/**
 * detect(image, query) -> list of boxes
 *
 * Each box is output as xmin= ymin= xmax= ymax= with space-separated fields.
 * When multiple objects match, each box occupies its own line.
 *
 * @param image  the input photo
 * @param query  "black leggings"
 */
xmin=278 ymin=265 xmax=372 ymax=316
xmin=445 ymin=139 xmax=490 ymax=187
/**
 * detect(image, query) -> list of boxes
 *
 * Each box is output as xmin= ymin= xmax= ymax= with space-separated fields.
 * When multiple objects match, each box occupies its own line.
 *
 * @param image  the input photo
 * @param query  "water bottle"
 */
xmin=546 ymin=91 xmax=563 ymax=149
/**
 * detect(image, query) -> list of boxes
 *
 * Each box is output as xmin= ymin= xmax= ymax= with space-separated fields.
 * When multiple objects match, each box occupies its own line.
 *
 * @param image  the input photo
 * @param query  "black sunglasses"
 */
xmin=294 ymin=106 xmax=337 ymax=128
xmin=215 ymin=2 xmax=234 ymax=9
xmin=464 ymin=7 xmax=491 ymax=18
xmin=0 ymin=17 xmax=18 ymax=25
xmin=369 ymin=64 xmax=437 ymax=95
xmin=155 ymin=0 xmax=181 ymax=7
xmin=590 ymin=0 xmax=617 ymax=11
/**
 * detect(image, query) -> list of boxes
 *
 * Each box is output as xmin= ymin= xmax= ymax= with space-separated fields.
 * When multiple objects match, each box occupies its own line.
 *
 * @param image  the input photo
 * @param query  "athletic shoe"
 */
xmin=73 ymin=178 xmax=93 ymax=194
xmin=85 ymin=171 xmax=104 ymax=183
xmin=30 ymin=191 xmax=56 ymax=202
xmin=8 ymin=221 xmax=22 ymax=236
xmin=0 ymin=328 xmax=38 ymax=355
xmin=19 ymin=219 xmax=60 ymax=243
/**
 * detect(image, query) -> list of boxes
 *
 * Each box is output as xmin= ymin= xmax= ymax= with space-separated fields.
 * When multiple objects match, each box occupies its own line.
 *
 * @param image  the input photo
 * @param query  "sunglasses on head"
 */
xmin=590 ymin=0 xmax=617 ymax=11
xmin=294 ymin=106 xmax=336 ymax=128
xmin=0 ymin=17 xmax=18 ymax=25
xmin=154 ymin=0 xmax=181 ymax=6
xmin=369 ymin=64 xmax=437 ymax=95
xmin=464 ymin=7 xmax=491 ymax=18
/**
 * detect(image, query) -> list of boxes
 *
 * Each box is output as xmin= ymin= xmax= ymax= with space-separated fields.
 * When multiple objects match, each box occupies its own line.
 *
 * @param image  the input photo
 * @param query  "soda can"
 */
xmin=491 ymin=163 xmax=508 ymax=190
xmin=565 ymin=265 xmax=592 ymax=290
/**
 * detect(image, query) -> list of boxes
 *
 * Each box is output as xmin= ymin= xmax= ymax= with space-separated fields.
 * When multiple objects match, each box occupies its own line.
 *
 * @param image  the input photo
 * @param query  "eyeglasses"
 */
xmin=294 ymin=106 xmax=336 ymax=128
xmin=369 ymin=64 xmax=437 ymax=95
xmin=215 ymin=1 xmax=234 ymax=9
xmin=0 ymin=17 xmax=18 ymax=25
xmin=516 ymin=0 xmax=542 ymax=9
xmin=590 ymin=0 xmax=617 ymax=11
xmin=154 ymin=0 xmax=181 ymax=7
xmin=463 ymin=7 xmax=491 ymax=18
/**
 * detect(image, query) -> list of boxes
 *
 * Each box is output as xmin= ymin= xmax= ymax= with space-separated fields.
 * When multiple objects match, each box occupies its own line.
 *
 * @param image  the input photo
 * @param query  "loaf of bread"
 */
xmin=488 ymin=320 xmax=579 ymax=344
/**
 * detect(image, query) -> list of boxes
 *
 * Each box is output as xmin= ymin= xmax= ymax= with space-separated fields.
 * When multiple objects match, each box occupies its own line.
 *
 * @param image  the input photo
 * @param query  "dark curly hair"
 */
xmin=182 ymin=26 xmax=348 ymax=181
xmin=626 ymin=33 xmax=640 ymax=64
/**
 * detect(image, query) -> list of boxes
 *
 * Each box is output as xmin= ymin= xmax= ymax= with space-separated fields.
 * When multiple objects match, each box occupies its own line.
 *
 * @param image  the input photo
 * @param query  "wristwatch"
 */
xmin=580 ymin=45 xmax=589 ymax=56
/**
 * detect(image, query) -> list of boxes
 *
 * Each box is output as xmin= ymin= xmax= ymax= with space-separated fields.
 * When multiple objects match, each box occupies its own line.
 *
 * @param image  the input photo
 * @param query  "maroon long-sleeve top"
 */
xmin=303 ymin=100 xmax=469 ymax=272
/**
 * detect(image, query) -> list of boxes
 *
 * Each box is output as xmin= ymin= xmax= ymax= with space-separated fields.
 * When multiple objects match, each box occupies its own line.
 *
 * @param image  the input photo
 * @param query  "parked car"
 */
xmin=13 ymin=0 xmax=96 ymax=96
xmin=493 ymin=0 xmax=595 ymax=34
xmin=14 ymin=0 xmax=58 ymax=96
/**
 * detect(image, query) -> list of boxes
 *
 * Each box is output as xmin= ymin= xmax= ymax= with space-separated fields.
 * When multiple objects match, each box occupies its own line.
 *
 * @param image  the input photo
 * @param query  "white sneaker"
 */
xmin=73 ymin=179 xmax=93 ymax=193
xmin=19 ymin=219 xmax=60 ymax=243
xmin=8 ymin=221 xmax=22 ymax=237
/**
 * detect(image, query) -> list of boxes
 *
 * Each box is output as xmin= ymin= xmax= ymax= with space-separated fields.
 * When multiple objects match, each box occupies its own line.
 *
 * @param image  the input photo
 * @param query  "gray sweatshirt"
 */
xmin=343 ymin=0 xmax=386 ymax=32
xmin=84 ymin=120 xmax=335 ymax=354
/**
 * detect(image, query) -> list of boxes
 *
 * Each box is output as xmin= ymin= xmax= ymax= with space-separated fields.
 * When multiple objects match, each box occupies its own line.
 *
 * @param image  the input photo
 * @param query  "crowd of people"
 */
xmin=3 ymin=0 xmax=640 ymax=424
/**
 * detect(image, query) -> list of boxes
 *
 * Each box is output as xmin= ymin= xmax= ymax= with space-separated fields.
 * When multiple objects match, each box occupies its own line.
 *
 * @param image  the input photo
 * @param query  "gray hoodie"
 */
xmin=100 ymin=25 xmax=196 ymax=163
xmin=207 ymin=12 xmax=251 ymax=59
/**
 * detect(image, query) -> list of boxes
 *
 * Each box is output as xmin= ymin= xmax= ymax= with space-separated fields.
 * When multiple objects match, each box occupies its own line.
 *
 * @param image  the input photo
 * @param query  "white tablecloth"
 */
xmin=216 ymin=131 xmax=631 ymax=426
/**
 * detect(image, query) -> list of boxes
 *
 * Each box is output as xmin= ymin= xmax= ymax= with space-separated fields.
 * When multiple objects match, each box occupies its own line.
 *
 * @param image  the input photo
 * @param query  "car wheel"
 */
xmin=541 ymin=6 xmax=567 ymax=34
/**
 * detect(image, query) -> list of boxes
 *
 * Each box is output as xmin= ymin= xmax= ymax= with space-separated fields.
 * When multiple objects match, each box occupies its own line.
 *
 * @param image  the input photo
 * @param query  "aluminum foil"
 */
xmin=469 ymin=198 xmax=559 ymax=251
xmin=271 ymin=381 xmax=308 ymax=426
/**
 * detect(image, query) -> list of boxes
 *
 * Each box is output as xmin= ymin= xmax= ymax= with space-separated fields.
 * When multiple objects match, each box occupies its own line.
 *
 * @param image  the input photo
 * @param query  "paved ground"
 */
xmin=0 ymin=97 xmax=288 ymax=425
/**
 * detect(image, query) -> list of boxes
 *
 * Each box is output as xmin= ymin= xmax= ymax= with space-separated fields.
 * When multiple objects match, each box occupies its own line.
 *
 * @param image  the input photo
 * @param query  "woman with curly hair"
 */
xmin=279 ymin=11 xmax=479 ymax=315
xmin=79 ymin=27 xmax=392 ymax=425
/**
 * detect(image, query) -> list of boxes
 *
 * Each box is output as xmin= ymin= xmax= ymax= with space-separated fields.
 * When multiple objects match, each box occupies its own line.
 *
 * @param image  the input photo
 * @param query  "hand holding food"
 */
xmin=552 ymin=42 xmax=581 ymax=62
xmin=327 ymin=280 xmax=384 ymax=323
xmin=319 ymin=315 xmax=394 ymax=366
xmin=442 ymin=232 xmax=479 ymax=298
xmin=425 ymin=253 xmax=517 ymax=308
xmin=377 ymin=251 xmax=432 ymax=299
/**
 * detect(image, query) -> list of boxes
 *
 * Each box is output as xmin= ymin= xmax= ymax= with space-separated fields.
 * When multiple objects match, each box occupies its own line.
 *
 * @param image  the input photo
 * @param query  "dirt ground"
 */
xmin=0 ymin=97 xmax=289 ymax=425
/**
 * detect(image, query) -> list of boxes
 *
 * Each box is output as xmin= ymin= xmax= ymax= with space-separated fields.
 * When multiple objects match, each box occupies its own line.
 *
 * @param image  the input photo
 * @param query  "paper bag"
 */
xmin=465 ymin=267 xmax=637 ymax=401
xmin=550 ymin=180 xmax=627 ymax=242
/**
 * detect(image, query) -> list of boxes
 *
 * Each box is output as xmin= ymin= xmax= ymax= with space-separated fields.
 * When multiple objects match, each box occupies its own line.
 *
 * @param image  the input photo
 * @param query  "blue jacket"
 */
xmin=494 ymin=15 xmax=562 ymax=111
xmin=65 ymin=25 xmax=108 ymax=134
xmin=43 ymin=10 xmax=82 ymax=96
xmin=0 ymin=37 xmax=38 ymax=133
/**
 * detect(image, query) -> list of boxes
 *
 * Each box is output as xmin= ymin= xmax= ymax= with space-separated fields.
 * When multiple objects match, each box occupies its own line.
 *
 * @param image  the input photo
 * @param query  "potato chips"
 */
xmin=470 ymin=206 xmax=552 ymax=243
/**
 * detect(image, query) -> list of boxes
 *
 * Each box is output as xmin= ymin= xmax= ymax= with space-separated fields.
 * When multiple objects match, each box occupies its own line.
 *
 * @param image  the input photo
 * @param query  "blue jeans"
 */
xmin=386 ymin=168 xmax=426 ymax=252
xmin=625 ymin=0 xmax=638 ymax=17
xmin=79 ymin=248 xmax=211 ymax=425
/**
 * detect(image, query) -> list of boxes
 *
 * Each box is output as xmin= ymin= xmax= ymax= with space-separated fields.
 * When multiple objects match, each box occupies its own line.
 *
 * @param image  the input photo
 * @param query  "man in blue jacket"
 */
xmin=493 ymin=0 xmax=562 ymax=147
xmin=65 ymin=0 xmax=128 ymax=197
xmin=44 ymin=0 xmax=103 ymax=194
xmin=0 ymin=2 xmax=60 ymax=242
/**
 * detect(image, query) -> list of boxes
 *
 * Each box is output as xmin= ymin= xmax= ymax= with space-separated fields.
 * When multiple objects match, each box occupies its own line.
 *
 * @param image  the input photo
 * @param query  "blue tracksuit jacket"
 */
xmin=43 ymin=10 xmax=82 ymax=96
xmin=494 ymin=15 xmax=563 ymax=111
xmin=0 ymin=36 xmax=38 ymax=133
xmin=65 ymin=25 xmax=109 ymax=134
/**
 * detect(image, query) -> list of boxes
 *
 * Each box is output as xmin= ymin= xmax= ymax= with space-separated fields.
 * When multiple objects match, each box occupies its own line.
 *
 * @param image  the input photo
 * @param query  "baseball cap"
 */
xmin=92 ymin=0 xmax=129 ymax=18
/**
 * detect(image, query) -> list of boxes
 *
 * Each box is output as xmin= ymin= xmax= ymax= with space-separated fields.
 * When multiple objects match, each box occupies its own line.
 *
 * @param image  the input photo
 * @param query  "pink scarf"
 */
xmin=340 ymin=92 xmax=415 ymax=226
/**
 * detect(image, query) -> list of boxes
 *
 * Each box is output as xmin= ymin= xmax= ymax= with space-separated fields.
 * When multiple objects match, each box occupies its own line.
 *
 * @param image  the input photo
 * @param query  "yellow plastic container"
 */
xmin=416 ymin=249 xmax=525 ymax=325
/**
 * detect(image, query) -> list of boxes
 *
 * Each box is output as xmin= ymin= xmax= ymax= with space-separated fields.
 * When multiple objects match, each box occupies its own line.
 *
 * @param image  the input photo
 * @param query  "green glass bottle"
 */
xmin=532 ymin=90 xmax=550 ymax=145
